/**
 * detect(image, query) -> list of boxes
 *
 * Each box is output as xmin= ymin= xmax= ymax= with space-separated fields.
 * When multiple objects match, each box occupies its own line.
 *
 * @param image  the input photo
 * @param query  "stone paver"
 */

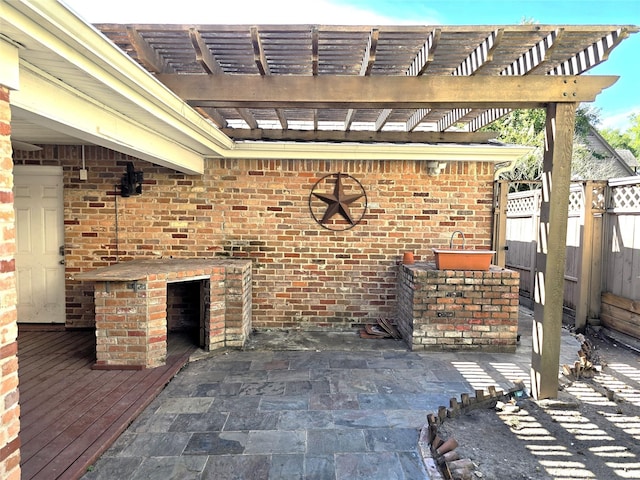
xmin=83 ymin=309 xmax=582 ymax=479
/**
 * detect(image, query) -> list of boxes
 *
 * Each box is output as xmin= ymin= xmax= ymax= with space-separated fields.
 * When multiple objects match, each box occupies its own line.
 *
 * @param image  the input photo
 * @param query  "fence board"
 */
xmin=504 ymin=177 xmax=640 ymax=331
xmin=603 ymin=178 xmax=640 ymax=301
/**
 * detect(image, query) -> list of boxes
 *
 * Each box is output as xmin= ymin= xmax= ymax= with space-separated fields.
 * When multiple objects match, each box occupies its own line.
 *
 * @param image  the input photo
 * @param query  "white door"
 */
xmin=13 ymin=165 xmax=66 ymax=323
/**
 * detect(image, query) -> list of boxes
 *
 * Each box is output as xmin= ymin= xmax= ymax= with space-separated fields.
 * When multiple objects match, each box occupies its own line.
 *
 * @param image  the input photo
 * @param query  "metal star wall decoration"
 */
xmin=309 ymin=173 xmax=367 ymax=230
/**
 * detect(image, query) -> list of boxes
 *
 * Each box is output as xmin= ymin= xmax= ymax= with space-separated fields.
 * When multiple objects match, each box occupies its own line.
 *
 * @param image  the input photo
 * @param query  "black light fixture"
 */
xmin=120 ymin=162 xmax=143 ymax=197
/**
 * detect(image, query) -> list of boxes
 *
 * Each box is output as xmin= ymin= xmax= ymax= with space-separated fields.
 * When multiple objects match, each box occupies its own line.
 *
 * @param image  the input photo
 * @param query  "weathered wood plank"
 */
xmin=221 ymin=128 xmax=497 ymax=144
xmin=602 ymin=292 xmax=640 ymax=315
xmin=601 ymin=292 xmax=640 ymax=340
xmin=600 ymin=314 xmax=640 ymax=339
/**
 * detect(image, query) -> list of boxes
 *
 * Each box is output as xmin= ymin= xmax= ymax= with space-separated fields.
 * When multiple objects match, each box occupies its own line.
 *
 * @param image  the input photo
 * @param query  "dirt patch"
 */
xmin=436 ymin=334 xmax=640 ymax=480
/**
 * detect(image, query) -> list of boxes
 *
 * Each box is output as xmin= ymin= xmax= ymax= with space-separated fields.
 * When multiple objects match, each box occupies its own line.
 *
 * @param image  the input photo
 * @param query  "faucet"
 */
xmin=450 ymin=230 xmax=465 ymax=249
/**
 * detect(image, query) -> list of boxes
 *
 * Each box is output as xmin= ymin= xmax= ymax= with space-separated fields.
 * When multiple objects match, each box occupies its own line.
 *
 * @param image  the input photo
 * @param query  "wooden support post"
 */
xmin=531 ymin=102 xmax=577 ymax=400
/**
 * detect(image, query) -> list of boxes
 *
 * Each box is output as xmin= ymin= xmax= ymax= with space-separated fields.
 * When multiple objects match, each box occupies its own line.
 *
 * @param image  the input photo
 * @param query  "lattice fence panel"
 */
xmin=608 ymin=183 xmax=640 ymax=212
xmin=568 ymin=185 xmax=584 ymax=216
xmin=507 ymin=191 xmax=541 ymax=216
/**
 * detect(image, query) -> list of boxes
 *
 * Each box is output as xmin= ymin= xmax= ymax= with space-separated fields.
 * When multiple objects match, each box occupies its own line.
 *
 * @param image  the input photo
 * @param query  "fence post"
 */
xmin=575 ymin=182 xmax=594 ymax=331
xmin=588 ymin=183 xmax=605 ymax=322
xmin=493 ymin=180 xmax=508 ymax=267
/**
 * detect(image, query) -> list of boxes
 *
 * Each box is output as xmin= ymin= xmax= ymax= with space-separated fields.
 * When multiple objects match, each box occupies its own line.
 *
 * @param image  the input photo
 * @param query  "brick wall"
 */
xmin=397 ymin=264 xmax=520 ymax=351
xmin=0 ymin=86 xmax=21 ymax=480
xmin=14 ymin=146 xmax=495 ymax=331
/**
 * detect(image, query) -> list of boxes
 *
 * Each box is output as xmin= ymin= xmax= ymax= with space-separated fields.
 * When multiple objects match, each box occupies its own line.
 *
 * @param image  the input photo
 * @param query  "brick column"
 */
xmin=398 ymin=264 xmax=519 ymax=352
xmin=223 ymin=261 xmax=253 ymax=348
xmin=94 ymin=279 xmax=164 ymax=369
xmin=0 ymin=84 xmax=21 ymax=480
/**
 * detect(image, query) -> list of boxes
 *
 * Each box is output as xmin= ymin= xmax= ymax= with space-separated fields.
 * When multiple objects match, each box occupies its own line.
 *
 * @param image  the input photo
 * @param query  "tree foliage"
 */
xmin=600 ymin=113 xmax=640 ymax=159
xmin=481 ymin=106 xmax=636 ymax=190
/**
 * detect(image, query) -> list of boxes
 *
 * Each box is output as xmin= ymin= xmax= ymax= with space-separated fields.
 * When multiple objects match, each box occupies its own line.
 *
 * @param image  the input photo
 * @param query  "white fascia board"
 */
xmin=12 ymin=63 xmax=205 ymax=174
xmin=0 ymin=37 xmax=20 ymax=90
xmin=225 ymin=141 xmax=534 ymax=162
xmin=4 ymin=0 xmax=233 ymax=153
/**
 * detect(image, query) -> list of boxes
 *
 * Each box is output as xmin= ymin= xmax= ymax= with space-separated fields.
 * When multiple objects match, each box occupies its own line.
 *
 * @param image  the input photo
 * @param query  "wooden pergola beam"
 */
xmin=345 ymin=28 xmax=379 ymax=130
xmin=250 ymin=26 xmax=270 ymax=75
xmin=221 ymin=129 xmax=498 ymax=144
xmin=156 ymin=74 xmax=617 ymax=110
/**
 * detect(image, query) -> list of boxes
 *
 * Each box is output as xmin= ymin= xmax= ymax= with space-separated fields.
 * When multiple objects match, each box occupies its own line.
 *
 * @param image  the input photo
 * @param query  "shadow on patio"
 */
xmin=438 ymin=327 xmax=640 ymax=479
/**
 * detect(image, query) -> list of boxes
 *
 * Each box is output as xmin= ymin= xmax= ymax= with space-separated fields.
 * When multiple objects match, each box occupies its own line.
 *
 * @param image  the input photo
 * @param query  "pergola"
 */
xmin=3 ymin=1 xmax=638 ymax=399
xmin=98 ymin=23 xmax=636 ymax=399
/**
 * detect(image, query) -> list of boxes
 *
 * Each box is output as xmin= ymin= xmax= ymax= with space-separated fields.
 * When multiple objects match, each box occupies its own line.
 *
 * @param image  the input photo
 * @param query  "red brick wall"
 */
xmin=14 ymin=146 xmax=495 ymax=330
xmin=0 ymin=86 xmax=21 ymax=480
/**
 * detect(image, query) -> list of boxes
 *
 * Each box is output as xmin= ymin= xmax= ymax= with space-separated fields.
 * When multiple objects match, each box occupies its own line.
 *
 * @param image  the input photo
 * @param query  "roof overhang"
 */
xmin=3 ymin=0 xmax=232 ymax=174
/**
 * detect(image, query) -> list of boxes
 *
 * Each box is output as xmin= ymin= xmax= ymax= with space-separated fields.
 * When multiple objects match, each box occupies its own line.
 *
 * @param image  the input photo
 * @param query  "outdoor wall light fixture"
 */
xmin=120 ymin=162 xmax=144 ymax=197
xmin=427 ymin=161 xmax=447 ymax=176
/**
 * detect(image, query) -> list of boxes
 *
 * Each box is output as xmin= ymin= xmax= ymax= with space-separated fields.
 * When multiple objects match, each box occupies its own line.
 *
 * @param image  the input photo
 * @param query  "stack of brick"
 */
xmin=419 ymin=382 xmax=526 ymax=479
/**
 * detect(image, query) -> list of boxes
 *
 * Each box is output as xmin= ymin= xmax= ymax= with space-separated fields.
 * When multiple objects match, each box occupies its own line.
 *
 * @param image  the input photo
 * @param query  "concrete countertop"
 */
xmin=400 ymin=262 xmax=512 ymax=273
xmin=73 ymin=258 xmax=251 ymax=282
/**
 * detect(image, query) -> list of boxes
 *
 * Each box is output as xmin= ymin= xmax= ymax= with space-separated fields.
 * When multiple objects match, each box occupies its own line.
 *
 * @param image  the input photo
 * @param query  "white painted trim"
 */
xmin=0 ymin=37 xmax=20 ymax=90
xmin=227 ymin=141 xmax=534 ymax=162
xmin=13 ymin=164 xmax=63 ymax=176
xmin=11 ymin=64 xmax=205 ymax=174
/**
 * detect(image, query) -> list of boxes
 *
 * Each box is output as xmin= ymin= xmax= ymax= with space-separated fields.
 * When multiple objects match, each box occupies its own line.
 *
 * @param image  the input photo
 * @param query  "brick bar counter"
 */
xmin=396 ymin=263 xmax=519 ymax=352
xmin=75 ymin=258 xmax=252 ymax=369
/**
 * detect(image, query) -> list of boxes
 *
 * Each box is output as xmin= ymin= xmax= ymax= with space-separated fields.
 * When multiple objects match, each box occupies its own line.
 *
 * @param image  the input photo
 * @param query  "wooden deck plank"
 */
xmin=18 ymin=332 xmax=74 ymax=368
xmin=20 ymin=370 xmax=133 ymax=442
xmin=22 ymin=367 xmax=170 ymax=479
xmin=18 ymin=332 xmax=101 ymax=415
xmin=18 ymin=331 xmax=94 ymax=379
xmin=46 ymin=352 xmax=193 ymax=480
xmin=19 ymin=351 xmax=97 ymax=400
xmin=19 ymin=367 xmax=111 ymax=419
xmin=18 ymin=328 xmax=196 ymax=480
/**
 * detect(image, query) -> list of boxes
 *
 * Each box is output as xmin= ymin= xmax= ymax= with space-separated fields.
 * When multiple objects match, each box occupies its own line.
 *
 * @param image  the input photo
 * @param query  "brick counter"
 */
xmin=397 ymin=263 xmax=519 ymax=352
xmin=75 ymin=258 xmax=252 ymax=368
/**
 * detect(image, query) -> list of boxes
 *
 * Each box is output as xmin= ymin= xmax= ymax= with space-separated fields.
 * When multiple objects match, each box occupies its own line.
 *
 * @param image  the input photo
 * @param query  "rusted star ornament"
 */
xmin=309 ymin=172 xmax=367 ymax=230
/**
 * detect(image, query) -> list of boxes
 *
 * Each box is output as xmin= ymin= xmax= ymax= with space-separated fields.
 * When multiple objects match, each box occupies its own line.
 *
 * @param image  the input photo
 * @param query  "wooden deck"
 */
xmin=17 ymin=326 xmax=196 ymax=480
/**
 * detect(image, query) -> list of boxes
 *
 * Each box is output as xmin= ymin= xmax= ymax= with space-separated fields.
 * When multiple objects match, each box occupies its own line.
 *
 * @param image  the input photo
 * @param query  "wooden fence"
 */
xmin=496 ymin=176 xmax=640 ymax=337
